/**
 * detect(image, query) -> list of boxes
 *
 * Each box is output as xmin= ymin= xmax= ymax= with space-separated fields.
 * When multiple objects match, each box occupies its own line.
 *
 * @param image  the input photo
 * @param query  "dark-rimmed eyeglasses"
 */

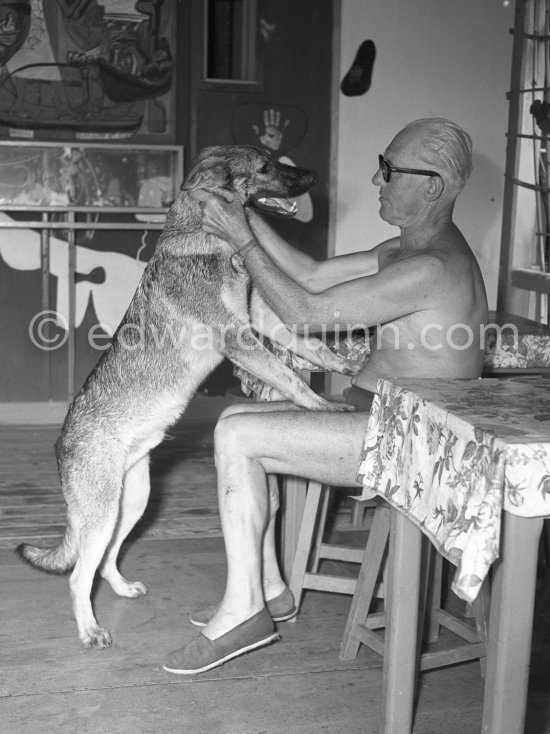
xmin=378 ymin=154 xmax=441 ymax=183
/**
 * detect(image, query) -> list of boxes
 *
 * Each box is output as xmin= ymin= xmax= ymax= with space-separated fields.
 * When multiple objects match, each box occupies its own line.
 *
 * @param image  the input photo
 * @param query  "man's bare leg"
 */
xmin=203 ymin=406 xmax=369 ymax=639
xmin=214 ymin=400 xmax=303 ymax=603
xmin=263 ymin=474 xmax=286 ymax=600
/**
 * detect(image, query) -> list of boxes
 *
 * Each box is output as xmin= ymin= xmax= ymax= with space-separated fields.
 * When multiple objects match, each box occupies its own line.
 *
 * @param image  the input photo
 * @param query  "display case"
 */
xmin=0 ymin=140 xmax=183 ymax=217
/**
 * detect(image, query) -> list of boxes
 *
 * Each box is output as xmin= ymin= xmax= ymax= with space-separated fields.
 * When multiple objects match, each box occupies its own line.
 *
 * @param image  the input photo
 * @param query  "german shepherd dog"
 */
xmin=18 ymin=145 xmax=356 ymax=648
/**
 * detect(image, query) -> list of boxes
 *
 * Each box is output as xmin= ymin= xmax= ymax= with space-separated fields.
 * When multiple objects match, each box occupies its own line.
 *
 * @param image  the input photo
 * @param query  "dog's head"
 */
xmin=181 ymin=145 xmax=316 ymax=217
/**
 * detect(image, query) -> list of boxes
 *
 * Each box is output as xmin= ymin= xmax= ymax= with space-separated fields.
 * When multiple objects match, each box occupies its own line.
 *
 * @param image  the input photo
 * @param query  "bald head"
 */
xmin=395 ymin=118 xmax=473 ymax=191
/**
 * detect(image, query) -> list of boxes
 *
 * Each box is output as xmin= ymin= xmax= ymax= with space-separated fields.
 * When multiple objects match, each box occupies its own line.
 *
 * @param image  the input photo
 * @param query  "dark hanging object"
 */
xmin=530 ymin=99 xmax=550 ymax=135
xmin=341 ymin=40 xmax=376 ymax=97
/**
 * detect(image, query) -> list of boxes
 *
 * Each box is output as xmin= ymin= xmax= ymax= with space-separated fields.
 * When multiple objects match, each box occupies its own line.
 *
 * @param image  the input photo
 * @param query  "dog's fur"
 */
xmin=17 ymin=145 xmax=356 ymax=648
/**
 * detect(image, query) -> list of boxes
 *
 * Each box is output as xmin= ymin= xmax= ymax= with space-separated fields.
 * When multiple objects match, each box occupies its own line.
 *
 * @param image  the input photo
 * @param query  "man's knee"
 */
xmin=214 ymin=404 xmax=258 ymax=463
xmin=214 ymin=411 xmax=255 ymax=464
xmin=217 ymin=402 xmax=253 ymax=421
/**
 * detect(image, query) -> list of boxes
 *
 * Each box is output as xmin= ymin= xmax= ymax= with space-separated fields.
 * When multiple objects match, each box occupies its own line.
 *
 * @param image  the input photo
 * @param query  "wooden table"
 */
xmin=356 ymin=376 xmax=550 ymax=733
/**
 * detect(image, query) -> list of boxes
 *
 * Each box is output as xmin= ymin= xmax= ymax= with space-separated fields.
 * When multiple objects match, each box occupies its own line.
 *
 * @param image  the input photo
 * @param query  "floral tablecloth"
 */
xmin=356 ymin=376 xmax=550 ymax=603
xmin=483 ymin=325 xmax=550 ymax=369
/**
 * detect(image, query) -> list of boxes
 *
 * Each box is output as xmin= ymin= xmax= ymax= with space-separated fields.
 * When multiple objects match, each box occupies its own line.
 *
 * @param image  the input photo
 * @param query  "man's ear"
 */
xmin=425 ymin=175 xmax=444 ymax=202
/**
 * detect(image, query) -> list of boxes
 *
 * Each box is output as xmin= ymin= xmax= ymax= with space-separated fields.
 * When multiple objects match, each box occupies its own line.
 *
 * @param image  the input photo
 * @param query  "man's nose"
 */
xmin=372 ymin=167 xmax=384 ymax=186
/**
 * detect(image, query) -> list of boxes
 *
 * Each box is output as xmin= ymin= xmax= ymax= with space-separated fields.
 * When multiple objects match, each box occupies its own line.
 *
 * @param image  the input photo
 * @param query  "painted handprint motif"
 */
xmin=253 ymin=108 xmax=290 ymax=152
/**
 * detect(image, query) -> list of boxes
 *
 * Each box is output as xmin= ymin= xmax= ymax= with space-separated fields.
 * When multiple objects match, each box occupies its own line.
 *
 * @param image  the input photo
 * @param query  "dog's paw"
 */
xmin=323 ymin=400 xmax=356 ymax=412
xmin=319 ymin=349 xmax=363 ymax=376
xmin=101 ymin=570 xmax=150 ymax=598
xmin=298 ymin=344 xmax=362 ymax=375
xmin=120 ymin=580 xmax=149 ymax=598
xmin=339 ymin=359 xmax=364 ymax=377
xmin=319 ymin=351 xmax=363 ymax=376
xmin=81 ymin=627 xmax=113 ymax=649
xmin=307 ymin=395 xmax=355 ymax=412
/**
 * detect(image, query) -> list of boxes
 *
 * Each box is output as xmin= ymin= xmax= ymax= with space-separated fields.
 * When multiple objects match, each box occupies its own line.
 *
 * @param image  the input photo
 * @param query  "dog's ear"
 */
xmin=181 ymin=147 xmax=235 ymax=193
xmin=181 ymin=163 xmax=233 ymax=192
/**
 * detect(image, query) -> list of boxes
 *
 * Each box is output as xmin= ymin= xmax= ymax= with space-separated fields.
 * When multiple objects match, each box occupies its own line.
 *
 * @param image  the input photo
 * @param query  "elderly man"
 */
xmin=163 ymin=118 xmax=488 ymax=674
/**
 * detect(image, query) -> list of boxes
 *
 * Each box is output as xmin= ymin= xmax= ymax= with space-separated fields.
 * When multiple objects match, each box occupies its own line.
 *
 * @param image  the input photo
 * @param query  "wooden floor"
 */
xmin=2 ymin=397 xmax=550 ymax=734
xmin=0 ymin=396 xmax=229 ymax=550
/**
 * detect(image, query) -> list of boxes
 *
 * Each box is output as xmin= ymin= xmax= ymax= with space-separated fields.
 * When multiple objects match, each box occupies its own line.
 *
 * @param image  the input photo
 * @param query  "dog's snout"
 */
xmin=301 ymin=169 xmax=317 ymax=187
xmin=285 ymin=166 xmax=316 ymax=196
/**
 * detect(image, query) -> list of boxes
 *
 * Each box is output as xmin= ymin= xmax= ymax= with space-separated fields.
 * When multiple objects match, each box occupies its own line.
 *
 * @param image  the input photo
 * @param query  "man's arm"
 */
xmin=247 ymin=210 xmax=383 ymax=292
xmin=191 ymin=190 xmax=384 ymax=292
xmin=194 ymin=189 xmax=438 ymax=330
xmin=242 ymin=242 xmax=445 ymax=333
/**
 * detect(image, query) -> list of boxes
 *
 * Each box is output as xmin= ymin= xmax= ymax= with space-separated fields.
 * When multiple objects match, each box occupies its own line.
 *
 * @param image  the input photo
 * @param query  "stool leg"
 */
xmin=288 ymin=481 xmax=324 ymax=618
xmin=481 ymin=513 xmax=543 ymax=734
xmin=425 ymin=552 xmax=443 ymax=644
xmin=351 ymin=497 xmax=367 ymax=526
xmin=280 ymin=475 xmax=308 ymax=583
xmin=537 ymin=519 xmax=550 ymax=612
xmin=381 ymin=509 xmax=423 ymax=734
xmin=310 ymin=485 xmax=331 ymax=573
xmin=473 ymin=574 xmax=490 ymax=679
xmin=340 ymin=503 xmax=391 ymax=660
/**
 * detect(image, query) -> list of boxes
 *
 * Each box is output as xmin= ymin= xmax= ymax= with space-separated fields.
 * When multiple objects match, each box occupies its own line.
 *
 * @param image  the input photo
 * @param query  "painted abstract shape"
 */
xmin=0 ymin=211 xmax=146 ymax=333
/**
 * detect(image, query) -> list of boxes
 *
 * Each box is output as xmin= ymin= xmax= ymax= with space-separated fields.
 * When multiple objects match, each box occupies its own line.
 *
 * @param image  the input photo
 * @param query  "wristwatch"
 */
xmin=230 ymin=238 xmax=259 ymax=270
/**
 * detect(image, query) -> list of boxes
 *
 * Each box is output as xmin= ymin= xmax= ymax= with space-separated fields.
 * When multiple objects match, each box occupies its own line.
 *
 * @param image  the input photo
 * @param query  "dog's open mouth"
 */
xmin=251 ymin=195 xmax=298 ymax=217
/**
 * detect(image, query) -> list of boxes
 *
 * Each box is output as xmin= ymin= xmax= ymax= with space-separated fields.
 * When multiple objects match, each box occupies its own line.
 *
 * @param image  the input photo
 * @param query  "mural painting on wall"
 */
xmin=0 ymin=0 xmax=176 ymax=142
xmin=1 ymin=218 xmax=148 ymax=339
xmin=0 ymin=0 xmax=178 ymax=399
xmin=232 ymin=103 xmax=313 ymax=223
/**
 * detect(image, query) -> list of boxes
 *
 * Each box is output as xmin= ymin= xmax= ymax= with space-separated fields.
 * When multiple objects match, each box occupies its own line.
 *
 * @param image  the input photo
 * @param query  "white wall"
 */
xmin=333 ymin=0 xmax=514 ymax=309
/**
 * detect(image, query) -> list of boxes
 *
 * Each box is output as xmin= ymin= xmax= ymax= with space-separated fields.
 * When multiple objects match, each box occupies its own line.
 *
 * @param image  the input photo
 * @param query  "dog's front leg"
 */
xmin=221 ymin=321 xmax=352 ymax=411
xmin=248 ymin=288 xmax=361 ymax=376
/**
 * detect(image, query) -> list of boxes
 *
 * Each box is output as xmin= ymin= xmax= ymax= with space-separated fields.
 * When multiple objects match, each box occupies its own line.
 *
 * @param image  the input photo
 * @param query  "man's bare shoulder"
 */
xmin=427 ymin=223 xmax=475 ymax=259
xmin=393 ymin=226 xmax=477 ymax=278
xmin=376 ymin=236 xmax=401 ymax=269
xmin=380 ymin=242 xmax=446 ymax=278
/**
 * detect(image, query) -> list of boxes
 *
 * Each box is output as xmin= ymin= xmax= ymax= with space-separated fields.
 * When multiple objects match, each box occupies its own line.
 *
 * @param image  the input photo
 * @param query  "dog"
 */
xmin=17 ymin=145 xmax=358 ymax=649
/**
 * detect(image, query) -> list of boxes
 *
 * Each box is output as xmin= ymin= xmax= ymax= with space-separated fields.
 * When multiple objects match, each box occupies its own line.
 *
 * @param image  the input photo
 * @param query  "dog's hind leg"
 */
xmin=99 ymin=454 xmax=151 ymax=598
xmin=69 ymin=499 xmax=121 ymax=648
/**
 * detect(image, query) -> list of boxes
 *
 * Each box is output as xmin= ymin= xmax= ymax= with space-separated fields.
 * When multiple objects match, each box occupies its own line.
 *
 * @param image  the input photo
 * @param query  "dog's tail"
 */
xmin=17 ymin=525 xmax=78 ymax=574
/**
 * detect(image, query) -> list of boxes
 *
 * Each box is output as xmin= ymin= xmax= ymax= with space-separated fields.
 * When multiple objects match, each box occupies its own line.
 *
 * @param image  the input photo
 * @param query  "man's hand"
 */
xmin=189 ymin=189 xmax=253 ymax=250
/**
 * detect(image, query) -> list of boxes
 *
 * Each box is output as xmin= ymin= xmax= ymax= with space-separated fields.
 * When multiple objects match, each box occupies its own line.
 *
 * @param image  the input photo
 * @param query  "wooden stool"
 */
xmin=288 ymin=482 xmax=386 ymax=619
xmin=286 ymin=482 xmax=486 ymax=672
xmin=340 ymin=505 xmax=489 ymax=673
xmin=287 ymin=486 xmax=441 ymax=639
